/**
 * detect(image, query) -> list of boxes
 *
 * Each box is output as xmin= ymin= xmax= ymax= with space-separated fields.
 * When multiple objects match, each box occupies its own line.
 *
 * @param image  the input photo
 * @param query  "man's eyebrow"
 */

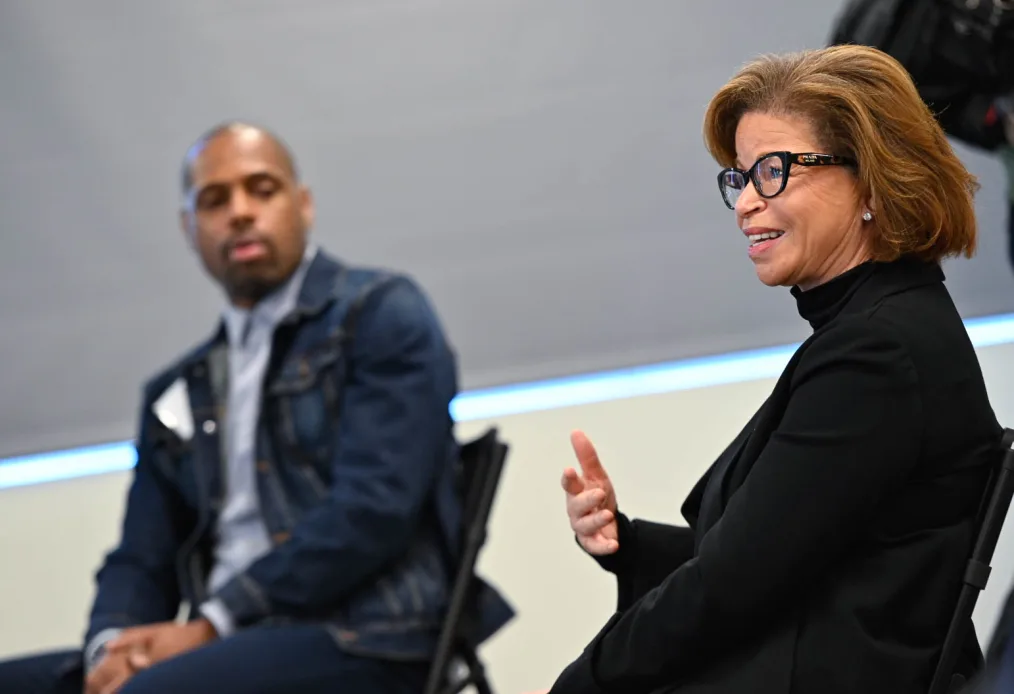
xmin=193 ymin=181 xmax=223 ymax=196
xmin=194 ymin=170 xmax=282 ymax=191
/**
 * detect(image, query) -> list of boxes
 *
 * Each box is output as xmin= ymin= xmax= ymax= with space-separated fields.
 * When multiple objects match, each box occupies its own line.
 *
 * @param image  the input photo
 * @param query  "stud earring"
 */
xmin=862 ymin=211 xmax=873 ymax=222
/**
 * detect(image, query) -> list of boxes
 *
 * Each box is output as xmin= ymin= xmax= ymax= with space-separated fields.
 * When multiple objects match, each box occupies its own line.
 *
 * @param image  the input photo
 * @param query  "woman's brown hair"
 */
xmin=703 ymin=45 xmax=979 ymax=262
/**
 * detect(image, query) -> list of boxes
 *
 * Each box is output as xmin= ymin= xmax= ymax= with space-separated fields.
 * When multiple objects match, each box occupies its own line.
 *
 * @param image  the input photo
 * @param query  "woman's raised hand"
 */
xmin=562 ymin=430 xmax=619 ymax=556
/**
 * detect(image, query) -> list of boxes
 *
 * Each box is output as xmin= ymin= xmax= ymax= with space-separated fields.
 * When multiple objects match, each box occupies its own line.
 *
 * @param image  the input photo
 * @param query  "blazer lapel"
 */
xmin=689 ymin=401 xmax=768 ymax=546
xmin=690 ymin=342 xmax=812 ymax=543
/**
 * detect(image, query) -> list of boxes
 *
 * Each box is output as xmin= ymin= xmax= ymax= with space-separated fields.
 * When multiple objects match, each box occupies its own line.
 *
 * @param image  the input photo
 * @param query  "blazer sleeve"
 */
xmin=548 ymin=318 xmax=923 ymax=694
xmin=591 ymin=514 xmax=695 ymax=611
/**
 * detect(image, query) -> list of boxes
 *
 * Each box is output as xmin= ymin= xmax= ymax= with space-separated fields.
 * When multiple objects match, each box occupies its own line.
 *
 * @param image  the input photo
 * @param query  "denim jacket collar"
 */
xmin=222 ymin=243 xmax=319 ymax=347
xmin=179 ymin=248 xmax=347 ymax=374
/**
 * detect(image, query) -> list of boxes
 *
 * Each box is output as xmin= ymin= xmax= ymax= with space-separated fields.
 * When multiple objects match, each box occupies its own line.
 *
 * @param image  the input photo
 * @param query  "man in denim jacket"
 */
xmin=0 ymin=122 xmax=513 ymax=694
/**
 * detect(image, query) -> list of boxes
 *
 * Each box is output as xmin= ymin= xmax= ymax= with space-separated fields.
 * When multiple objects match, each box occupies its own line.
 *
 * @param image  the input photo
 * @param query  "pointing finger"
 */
xmin=571 ymin=430 xmax=608 ymax=481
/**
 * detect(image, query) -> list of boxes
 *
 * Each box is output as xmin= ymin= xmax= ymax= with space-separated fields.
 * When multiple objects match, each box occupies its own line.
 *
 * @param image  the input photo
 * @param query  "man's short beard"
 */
xmin=225 ymin=272 xmax=282 ymax=306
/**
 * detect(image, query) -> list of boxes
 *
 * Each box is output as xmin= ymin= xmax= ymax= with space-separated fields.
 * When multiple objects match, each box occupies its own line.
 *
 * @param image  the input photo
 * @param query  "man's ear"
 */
xmin=179 ymin=207 xmax=197 ymax=250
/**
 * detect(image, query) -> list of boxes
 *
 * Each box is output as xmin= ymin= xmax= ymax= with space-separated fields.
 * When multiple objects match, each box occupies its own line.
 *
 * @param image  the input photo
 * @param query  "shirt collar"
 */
xmin=222 ymin=242 xmax=319 ymax=347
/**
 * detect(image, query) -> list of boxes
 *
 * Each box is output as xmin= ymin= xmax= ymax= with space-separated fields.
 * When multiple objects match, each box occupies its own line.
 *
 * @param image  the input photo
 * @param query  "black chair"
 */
xmin=928 ymin=428 xmax=1014 ymax=694
xmin=424 ymin=427 xmax=510 ymax=694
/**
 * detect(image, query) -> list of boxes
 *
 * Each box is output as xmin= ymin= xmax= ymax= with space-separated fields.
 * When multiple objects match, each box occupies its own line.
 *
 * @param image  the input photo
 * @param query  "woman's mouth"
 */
xmin=746 ymin=229 xmax=785 ymax=258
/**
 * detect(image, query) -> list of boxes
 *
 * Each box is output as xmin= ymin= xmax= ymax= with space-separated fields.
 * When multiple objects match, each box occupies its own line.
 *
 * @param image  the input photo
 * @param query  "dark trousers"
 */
xmin=0 ymin=625 xmax=428 ymax=694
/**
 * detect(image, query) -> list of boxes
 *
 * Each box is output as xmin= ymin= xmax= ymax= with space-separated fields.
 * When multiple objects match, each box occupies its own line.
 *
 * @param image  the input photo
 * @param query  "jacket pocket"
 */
xmin=266 ymin=342 xmax=344 ymax=459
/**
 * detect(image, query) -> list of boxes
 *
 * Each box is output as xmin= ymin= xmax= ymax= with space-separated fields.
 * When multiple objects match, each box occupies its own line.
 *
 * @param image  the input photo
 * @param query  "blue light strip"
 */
xmin=3 ymin=311 xmax=1014 ymax=491
xmin=0 ymin=442 xmax=138 ymax=490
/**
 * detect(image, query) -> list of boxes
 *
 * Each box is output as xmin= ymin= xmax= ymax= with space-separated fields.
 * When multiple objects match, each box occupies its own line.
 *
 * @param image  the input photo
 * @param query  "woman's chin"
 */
xmin=753 ymin=264 xmax=789 ymax=288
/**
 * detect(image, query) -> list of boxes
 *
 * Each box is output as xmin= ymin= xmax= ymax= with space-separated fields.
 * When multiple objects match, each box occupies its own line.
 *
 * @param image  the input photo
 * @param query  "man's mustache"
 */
xmin=221 ymin=234 xmax=272 ymax=261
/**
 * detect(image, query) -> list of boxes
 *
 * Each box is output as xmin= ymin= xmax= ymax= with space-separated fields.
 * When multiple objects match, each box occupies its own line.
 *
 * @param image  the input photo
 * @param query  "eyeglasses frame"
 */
xmin=717 ymin=151 xmax=857 ymax=210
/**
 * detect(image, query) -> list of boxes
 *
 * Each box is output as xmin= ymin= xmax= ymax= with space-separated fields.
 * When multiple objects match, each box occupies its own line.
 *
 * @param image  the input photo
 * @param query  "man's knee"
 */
xmin=117 ymin=658 xmax=210 ymax=694
xmin=0 ymin=650 xmax=82 ymax=694
xmin=117 ymin=667 xmax=176 ymax=694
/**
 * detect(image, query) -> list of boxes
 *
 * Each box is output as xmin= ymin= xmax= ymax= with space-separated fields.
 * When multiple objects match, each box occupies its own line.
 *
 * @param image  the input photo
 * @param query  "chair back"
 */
xmin=928 ymin=428 xmax=1014 ymax=694
xmin=424 ymin=427 xmax=510 ymax=694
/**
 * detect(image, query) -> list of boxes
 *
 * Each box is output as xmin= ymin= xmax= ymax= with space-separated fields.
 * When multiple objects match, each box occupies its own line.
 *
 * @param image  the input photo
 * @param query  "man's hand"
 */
xmin=83 ymin=650 xmax=140 ymax=694
xmin=107 ymin=619 xmax=218 ymax=669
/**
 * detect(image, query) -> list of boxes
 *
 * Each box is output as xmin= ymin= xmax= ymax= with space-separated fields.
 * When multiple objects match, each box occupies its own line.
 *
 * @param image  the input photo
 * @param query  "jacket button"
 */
xmin=202 ymin=420 xmax=216 ymax=434
xmin=257 ymin=460 xmax=270 ymax=473
xmin=272 ymin=531 xmax=291 ymax=544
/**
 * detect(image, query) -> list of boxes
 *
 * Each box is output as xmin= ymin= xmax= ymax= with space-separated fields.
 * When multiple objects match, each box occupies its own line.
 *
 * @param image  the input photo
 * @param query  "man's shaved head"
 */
xmin=179 ymin=121 xmax=313 ymax=308
xmin=180 ymin=121 xmax=299 ymax=199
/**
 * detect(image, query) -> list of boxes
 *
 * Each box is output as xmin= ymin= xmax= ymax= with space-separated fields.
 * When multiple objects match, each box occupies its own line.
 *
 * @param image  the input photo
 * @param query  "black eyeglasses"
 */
xmin=717 ymin=151 xmax=856 ymax=210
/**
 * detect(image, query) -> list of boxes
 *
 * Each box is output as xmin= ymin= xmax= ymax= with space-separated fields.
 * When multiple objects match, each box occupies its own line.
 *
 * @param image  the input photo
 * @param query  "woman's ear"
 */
xmin=865 ymin=190 xmax=877 ymax=215
xmin=859 ymin=190 xmax=877 ymax=223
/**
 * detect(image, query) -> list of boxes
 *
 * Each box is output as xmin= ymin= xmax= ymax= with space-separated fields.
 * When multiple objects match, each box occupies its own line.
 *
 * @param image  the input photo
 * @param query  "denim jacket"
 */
xmin=83 ymin=251 xmax=513 ymax=664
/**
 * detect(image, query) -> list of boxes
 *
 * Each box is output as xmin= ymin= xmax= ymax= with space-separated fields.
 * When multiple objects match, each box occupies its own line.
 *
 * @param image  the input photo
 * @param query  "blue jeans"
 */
xmin=0 ymin=625 xmax=428 ymax=694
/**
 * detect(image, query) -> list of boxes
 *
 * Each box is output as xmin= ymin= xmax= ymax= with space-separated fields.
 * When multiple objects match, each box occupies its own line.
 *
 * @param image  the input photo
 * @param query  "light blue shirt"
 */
xmin=85 ymin=244 xmax=318 ymax=667
xmin=199 ymin=243 xmax=318 ymax=637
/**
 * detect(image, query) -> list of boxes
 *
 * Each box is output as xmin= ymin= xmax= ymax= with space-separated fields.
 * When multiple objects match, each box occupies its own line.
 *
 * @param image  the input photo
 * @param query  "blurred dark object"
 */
xmin=830 ymin=0 xmax=1014 ymax=89
xmin=829 ymin=0 xmax=1014 ymax=150
xmin=828 ymin=0 xmax=934 ymax=72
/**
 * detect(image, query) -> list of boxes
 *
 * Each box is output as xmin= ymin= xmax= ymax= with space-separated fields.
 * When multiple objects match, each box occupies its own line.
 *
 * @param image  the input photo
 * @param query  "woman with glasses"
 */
xmin=536 ymin=45 xmax=1003 ymax=694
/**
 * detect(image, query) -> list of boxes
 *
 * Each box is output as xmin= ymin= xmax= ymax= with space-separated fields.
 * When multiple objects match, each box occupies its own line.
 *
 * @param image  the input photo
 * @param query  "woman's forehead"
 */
xmin=734 ymin=112 xmax=818 ymax=165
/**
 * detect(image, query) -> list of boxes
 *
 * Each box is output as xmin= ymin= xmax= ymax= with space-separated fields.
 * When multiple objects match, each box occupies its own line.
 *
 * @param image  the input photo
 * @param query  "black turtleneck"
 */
xmin=791 ymin=260 xmax=877 ymax=330
xmin=549 ymin=255 xmax=999 ymax=694
xmin=790 ymin=256 xmax=946 ymax=330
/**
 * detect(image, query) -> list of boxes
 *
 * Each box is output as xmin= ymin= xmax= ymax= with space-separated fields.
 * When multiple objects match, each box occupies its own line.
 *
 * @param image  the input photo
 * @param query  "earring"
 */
xmin=862 ymin=211 xmax=873 ymax=222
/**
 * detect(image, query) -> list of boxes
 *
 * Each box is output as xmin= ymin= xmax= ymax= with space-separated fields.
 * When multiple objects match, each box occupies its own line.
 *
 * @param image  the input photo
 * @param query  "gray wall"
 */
xmin=2 ymin=0 xmax=1013 ymax=458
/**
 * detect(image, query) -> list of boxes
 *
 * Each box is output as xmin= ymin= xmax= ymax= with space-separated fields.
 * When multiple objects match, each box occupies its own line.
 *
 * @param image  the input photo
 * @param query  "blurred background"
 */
xmin=2 ymin=1 xmax=1014 ymax=692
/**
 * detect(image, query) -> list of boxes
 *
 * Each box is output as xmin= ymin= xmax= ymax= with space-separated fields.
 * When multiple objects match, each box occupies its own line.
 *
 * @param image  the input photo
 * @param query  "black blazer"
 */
xmin=549 ymin=258 xmax=1002 ymax=694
